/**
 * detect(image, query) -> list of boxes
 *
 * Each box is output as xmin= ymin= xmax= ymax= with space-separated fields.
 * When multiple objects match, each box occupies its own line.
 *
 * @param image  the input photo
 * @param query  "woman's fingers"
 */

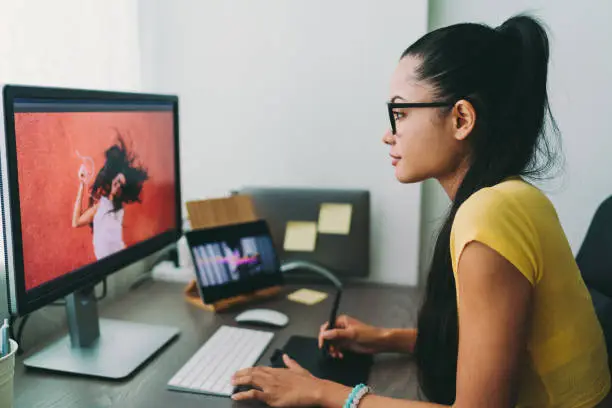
xmin=282 ymin=354 xmax=310 ymax=375
xmin=231 ymin=388 xmax=266 ymax=402
xmin=337 ymin=314 xmax=351 ymax=326
xmin=321 ymin=328 xmax=350 ymax=341
xmin=232 ymin=367 xmax=271 ymax=388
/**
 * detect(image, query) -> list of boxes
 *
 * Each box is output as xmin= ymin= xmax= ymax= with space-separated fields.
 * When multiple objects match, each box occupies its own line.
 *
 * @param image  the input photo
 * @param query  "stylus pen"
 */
xmin=278 ymin=261 xmax=343 ymax=356
xmin=323 ymin=289 xmax=342 ymax=355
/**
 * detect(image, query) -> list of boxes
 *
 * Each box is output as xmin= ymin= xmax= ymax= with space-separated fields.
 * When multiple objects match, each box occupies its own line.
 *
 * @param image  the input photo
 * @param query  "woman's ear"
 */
xmin=452 ymin=99 xmax=476 ymax=141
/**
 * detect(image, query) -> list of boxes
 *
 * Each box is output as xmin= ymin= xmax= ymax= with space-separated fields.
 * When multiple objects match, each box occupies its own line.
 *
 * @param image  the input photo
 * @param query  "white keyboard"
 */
xmin=167 ymin=325 xmax=275 ymax=396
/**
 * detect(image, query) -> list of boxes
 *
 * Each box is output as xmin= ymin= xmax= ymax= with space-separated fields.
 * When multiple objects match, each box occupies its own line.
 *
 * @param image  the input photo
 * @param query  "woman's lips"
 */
xmin=390 ymin=154 xmax=401 ymax=166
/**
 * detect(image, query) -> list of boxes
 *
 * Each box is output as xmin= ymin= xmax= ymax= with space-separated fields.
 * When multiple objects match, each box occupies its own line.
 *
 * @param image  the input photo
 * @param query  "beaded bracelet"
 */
xmin=343 ymin=383 xmax=371 ymax=408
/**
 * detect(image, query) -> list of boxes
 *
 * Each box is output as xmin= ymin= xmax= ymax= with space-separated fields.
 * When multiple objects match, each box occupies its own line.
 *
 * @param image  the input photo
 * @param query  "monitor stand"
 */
xmin=23 ymin=286 xmax=179 ymax=379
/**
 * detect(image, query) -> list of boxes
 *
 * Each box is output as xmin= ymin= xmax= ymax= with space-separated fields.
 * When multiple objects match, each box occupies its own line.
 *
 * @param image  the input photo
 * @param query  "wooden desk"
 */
xmin=14 ymin=281 xmax=422 ymax=408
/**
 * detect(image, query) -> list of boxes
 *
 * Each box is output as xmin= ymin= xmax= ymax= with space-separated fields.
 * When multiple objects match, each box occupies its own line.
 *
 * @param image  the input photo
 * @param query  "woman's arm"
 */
xmin=452 ymin=241 xmax=532 ymax=407
xmin=318 ymin=241 xmax=532 ymax=408
xmin=319 ymin=317 xmax=417 ymax=356
xmin=233 ymin=241 xmax=532 ymax=408
xmin=72 ymin=183 xmax=97 ymax=227
xmin=377 ymin=328 xmax=417 ymax=354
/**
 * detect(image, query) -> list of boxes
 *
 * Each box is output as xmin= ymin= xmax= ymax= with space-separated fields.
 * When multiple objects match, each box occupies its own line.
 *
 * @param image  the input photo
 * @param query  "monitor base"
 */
xmin=23 ymin=318 xmax=179 ymax=379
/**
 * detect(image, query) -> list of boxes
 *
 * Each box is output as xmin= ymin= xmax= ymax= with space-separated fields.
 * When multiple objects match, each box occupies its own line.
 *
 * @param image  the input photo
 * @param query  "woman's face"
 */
xmin=382 ymin=56 xmax=466 ymax=184
xmin=110 ymin=173 xmax=126 ymax=198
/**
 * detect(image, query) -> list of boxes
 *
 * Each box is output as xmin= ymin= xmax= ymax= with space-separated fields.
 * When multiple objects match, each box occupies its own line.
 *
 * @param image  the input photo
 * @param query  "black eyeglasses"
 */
xmin=387 ymin=101 xmax=455 ymax=134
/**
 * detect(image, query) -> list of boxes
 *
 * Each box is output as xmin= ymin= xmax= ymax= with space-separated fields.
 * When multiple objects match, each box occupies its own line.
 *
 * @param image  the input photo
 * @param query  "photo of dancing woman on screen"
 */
xmin=71 ymin=134 xmax=149 ymax=260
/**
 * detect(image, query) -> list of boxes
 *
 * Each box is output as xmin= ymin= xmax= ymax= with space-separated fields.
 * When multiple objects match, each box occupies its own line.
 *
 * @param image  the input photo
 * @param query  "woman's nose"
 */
xmin=382 ymin=129 xmax=394 ymax=145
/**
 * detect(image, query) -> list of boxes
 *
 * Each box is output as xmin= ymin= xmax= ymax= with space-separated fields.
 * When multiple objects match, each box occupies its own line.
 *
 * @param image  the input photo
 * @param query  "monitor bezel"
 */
xmin=1 ymin=84 xmax=183 ymax=316
xmin=185 ymin=220 xmax=284 ymax=304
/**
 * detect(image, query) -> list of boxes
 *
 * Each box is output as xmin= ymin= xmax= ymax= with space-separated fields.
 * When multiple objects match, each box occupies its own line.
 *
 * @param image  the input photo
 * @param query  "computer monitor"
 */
xmin=0 ymin=84 xmax=182 ymax=378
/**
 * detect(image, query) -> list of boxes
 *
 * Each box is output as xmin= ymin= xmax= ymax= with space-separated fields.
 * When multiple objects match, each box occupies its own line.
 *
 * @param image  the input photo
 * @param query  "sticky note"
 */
xmin=283 ymin=221 xmax=317 ymax=252
xmin=317 ymin=203 xmax=353 ymax=235
xmin=288 ymin=288 xmax=328 ymax=305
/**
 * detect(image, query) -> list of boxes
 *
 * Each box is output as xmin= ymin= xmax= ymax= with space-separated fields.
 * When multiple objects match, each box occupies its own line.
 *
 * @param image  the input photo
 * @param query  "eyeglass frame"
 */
xmin=387 ymin=101 xmax=456 ymax=135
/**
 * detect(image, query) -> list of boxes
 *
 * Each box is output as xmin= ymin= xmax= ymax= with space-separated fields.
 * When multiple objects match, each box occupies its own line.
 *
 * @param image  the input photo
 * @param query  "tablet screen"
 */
xmin=185 ymin=220 xmax=283 ymax=303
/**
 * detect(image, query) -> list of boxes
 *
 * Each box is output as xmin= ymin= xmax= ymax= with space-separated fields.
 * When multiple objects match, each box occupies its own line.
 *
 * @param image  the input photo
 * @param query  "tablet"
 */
xmin=185 ymin=220 xmax=284 ymax=304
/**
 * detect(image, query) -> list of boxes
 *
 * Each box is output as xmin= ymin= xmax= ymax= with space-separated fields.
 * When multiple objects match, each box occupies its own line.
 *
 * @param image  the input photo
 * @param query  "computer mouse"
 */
xmin=234 ymin=308 xmax=289 ymax=328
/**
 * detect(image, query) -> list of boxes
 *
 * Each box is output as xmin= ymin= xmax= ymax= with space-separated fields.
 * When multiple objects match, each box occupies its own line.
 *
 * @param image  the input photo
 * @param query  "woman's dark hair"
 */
xmin=89 ymin=132 xmax=149 ymax=212
xmin=405 ymin=15 xmax=560 ymax=404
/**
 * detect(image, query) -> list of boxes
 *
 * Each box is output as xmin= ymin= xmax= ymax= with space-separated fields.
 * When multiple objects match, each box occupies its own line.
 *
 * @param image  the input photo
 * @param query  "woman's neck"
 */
xmin=437 ymin=160 xmax=470 ymax=201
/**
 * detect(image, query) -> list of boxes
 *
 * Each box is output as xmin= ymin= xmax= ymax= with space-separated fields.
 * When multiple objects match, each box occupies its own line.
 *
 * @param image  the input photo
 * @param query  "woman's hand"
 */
xmin=231 ymin=354 xmax=328 ymax=407
xmin=318 ymin=315 xmax=384 ymax=358
xmin=78 ymin=164 xmax=89 ymax=184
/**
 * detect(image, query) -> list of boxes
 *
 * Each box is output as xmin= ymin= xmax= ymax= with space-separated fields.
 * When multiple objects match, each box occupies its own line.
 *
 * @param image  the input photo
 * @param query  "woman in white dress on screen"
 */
xmin=71 ymin=135 xmax=149 ymax=260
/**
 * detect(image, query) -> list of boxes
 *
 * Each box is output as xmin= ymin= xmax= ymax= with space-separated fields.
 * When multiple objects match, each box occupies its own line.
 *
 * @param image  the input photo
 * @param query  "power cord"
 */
xmin=14 ymin=314 xmax=31 ymax=355
xmin=12 ymin=278 xmax=108 ymax=355
xmin=8 ymin=315 xmax=16 ymax=347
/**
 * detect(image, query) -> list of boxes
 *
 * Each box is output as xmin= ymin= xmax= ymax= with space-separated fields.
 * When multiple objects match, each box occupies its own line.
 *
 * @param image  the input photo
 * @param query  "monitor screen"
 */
xmin=13 ymin=98 xmax=177 ymax=291
xmin=1 ymin=85 xmax=182 ymax=315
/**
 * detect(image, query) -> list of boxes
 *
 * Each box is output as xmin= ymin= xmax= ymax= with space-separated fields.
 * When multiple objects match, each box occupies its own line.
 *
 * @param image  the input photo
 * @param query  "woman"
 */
xmin=72 ymin=135 xmax=149 ymax=260
xmin=230 ymin=14 xmax=612 ymax=408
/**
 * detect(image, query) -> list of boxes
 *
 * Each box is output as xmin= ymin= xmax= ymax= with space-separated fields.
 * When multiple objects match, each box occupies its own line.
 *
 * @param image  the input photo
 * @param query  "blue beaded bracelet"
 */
xmin=344 ymin=383 xmax=371 ymax=408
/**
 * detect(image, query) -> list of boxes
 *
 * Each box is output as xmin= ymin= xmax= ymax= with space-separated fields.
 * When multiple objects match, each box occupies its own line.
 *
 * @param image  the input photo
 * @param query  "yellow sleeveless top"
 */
xmin=450 ymin=178 xmax=611 ymax=407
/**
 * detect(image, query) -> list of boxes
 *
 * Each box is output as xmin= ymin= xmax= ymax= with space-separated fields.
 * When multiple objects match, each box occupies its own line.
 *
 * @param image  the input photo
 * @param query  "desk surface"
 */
xmin=15 ymin=281 xmax=421 ymax=408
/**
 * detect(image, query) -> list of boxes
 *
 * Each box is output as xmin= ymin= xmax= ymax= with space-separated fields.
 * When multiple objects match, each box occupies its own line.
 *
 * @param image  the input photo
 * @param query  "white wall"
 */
xmin=138 ymin=0 xmax=429 ymax=284
xmin=0 ymin=0 xmax=141 ymax=90
xmin=419 ymin=0 xmax=612 ymax=282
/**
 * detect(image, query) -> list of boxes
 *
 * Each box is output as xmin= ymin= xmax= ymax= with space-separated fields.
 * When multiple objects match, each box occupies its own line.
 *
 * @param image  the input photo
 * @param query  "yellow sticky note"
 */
xmin=288 ymin=288 xmax=328 ymax=305
xmin=283 ymin=221 xmax=317 ymax=252
xmin=317 ymin=203 xmax=353 ymax=235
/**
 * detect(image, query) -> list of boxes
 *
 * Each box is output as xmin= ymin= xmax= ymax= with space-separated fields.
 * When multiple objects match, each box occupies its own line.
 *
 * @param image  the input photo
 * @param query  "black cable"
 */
xmin=97 ymin=278 xmax=107 ymax=300
xmin=16 ymin=314 xmax=30 ymax=345
xmin=129 ymin=272 xmax=152 ymax=291
xmin=15 ymin=314 xmax=31 ymax=355
xmin=8 ymin=315 xmax=16 ymax=344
